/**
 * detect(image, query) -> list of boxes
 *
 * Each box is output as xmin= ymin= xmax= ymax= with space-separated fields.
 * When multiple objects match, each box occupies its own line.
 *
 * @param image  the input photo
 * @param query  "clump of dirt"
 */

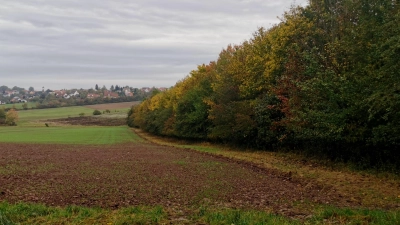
xmin=47 ymin=116 xmax=126 ymax=126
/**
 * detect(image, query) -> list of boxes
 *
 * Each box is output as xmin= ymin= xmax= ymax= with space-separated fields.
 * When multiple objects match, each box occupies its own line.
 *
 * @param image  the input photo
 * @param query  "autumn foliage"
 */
xmin=5 ymin=109 xmax=19 ymax=126
xmin=128 ymin=0 xmax=400 ymax=169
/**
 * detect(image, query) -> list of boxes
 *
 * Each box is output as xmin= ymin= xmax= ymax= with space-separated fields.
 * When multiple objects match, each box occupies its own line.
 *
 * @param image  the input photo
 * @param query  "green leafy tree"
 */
xmin=175 ymin=71 xmax=213 ymax=139
xmin=0 ymin=86 xmax=9 ymax=92
xmin=93 ymin=109 xmax=102 ymax=115
xmin=0 ymin=107 xmax=6 ymax=124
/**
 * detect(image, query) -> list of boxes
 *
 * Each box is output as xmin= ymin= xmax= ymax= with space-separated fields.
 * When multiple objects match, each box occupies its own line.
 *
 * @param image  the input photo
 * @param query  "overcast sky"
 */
xmin=0 ymin=0 xmax=308 ymax=91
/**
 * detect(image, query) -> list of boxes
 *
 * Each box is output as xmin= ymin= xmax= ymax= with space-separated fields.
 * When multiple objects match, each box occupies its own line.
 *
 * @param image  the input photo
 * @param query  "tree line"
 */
xmin=128 ymin=0 xmax=400 ymax=170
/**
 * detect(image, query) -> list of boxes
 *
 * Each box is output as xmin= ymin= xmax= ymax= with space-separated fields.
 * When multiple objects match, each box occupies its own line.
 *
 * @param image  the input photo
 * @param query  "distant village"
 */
xmin=0 ymin=85 xmax=168 ymax=108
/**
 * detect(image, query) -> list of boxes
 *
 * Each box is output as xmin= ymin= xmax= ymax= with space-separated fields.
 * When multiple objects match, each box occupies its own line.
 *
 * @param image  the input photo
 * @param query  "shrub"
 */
xmin=93 ymin=109 xmax=101 ymax=115
xmin=5 ymin=109 xmax=19 ymax=126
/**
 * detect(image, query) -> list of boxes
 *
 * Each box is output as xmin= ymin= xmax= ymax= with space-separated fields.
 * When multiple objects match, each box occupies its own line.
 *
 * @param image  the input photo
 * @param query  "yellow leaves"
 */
xmin=5 ymin=108 xmax=19 ymax=126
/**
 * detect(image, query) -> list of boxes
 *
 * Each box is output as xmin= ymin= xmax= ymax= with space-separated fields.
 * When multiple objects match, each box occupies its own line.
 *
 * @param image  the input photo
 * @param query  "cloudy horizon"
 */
xmin=0 ymin=0 xmax=308 ymax=91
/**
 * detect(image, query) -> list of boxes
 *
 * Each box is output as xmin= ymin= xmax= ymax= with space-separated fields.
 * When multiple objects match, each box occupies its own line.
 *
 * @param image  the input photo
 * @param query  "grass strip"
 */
xmin=0 ymin=202 xmax=165 ymax=225
xmin=0 ymin=126 xmax=142 ymax=145
xmin=1 ymin=202 xmax=399 ymax=225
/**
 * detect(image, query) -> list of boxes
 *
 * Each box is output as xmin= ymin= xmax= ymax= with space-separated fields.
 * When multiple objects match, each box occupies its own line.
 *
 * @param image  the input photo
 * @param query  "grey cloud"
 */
xmin=0 ymin=0 xmax=307 ymax=90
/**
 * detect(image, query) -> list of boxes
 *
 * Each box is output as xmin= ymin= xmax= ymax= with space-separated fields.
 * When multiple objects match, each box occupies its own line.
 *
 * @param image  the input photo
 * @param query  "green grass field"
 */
xmin=0 ymin=104 xmax=136 ymax=144
xmin=2 ymin=102 xmax=36 ymax=110
xmin=17 ymin=106 xmax=96 ymax=125
xmin=0 ymin=126 xmax=140 ymax=144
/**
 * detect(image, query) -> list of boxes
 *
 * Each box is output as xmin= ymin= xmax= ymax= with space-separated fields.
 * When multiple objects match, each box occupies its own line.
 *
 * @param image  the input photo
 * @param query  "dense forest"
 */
xmin=128 ymin=0 xmax=400 ymax=170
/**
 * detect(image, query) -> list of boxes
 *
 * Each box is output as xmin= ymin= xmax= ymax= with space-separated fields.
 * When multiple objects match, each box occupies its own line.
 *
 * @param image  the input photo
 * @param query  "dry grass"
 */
xmin=134 ymin=129 xmax=400 ymax=210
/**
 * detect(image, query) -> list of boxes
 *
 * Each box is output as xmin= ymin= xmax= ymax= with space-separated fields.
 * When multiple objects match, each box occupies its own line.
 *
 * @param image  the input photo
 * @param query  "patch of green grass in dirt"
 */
xmin=173 ymin=160 xmax=188 ymax=166
xmin=0 ymin=126 xmax=141 ymax=144
xmin=0 ymin=162 xmax=55 ymax=176
xmin=182 ymin=145 xmax=220 ymax=153
xmin=1 ymin=202 xmax=399 ymax=225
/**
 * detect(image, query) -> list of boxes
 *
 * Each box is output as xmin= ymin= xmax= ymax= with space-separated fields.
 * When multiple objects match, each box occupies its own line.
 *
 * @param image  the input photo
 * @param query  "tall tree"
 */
xmin=0 ymin=86 xmax=8 ymax=92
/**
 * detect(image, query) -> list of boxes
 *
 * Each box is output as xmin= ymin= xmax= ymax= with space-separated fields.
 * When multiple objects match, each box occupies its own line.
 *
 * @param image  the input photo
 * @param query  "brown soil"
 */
xmin=84 ymin=102 xmax=140 ymax=110
xmin=0 ymin=142 xmax=356 ymax=217
xmin=47 ymin=116 xmax=126 ymax=126
xmin=136 ymin=130 xmax=400 ymax=210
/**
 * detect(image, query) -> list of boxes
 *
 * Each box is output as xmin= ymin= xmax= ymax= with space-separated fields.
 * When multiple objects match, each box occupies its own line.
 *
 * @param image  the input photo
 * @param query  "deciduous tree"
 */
xmin=5 ymin=109 xmax=18 ymax=126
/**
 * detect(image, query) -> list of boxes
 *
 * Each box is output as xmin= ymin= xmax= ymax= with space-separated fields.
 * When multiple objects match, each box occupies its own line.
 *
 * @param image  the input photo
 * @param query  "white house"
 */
xmin=3 ymin=91 xmax=12 ymax=97
xmin=10 ymin=97 xmax=21 ymax=103
xmin=70 ymin=91 xmax=79 ymax=97
xmin=123 ymin=87 xmax=132 ymax=95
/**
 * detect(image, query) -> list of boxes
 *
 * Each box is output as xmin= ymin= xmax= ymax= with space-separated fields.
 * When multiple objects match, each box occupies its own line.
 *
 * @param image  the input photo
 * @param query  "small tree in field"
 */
xmin=22 ymin=103 xmax=28 ymax=110
xmin=93 ymin=109 xmax=101 ymax=115
xmin=5 ymin=109 xmax=19 ymax=126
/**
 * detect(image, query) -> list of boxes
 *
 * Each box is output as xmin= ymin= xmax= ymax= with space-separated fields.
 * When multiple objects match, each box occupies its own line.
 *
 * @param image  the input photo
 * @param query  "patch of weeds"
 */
xmin=120 ymin=206 xmax=142 ymax=215
xmin=192 ymin=187 xmax=221 ymax=205
xmin=185 ymin=145 xmax=219 ymax=153
xmin=307 ymin=206 xmax=400 ymax=225
xmin=114 ymin=206 xmax=166 ymax=225
xmin=174 ymin=160 xmax=187 ymax=166
xmin=200 ymin=161 xmax=224 ymax=169
xmin=0 ymin=211 xmax=14 ymax=225
xmin=197 ymin=205 xmax=208 ymax=217
xmin=0 ymin=202 xmax=54 ymax=223
xmin=192 ymin=207 xmax=295 ymax=225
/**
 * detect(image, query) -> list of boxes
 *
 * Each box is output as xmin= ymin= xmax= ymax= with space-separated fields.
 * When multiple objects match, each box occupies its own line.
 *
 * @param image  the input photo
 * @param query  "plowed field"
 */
xmin=85 ymin=102 xmax=139 ymax=110
xmin=0 ymin=141 xmax=354 ymax=217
